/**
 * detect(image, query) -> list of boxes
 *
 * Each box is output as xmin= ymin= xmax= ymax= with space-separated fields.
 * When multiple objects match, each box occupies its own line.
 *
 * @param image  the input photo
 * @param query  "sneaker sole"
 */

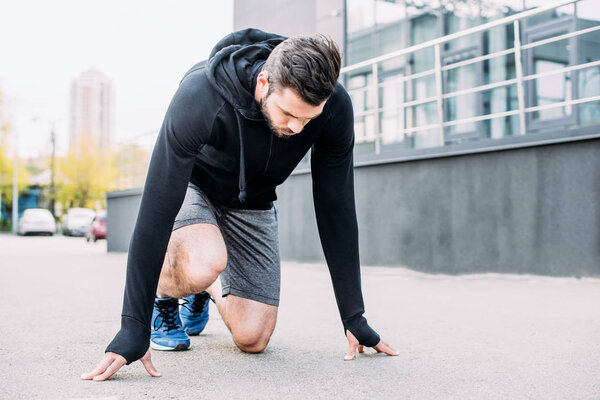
xmin=183 ymin=325 xmax=207 ymax=336
xmin=150 ymin=342 xmax=190 ymax=351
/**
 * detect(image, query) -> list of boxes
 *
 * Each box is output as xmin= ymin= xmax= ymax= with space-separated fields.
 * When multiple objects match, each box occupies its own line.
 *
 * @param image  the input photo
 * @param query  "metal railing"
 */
xmin=341 ymin=0 xmax=600 ymax=154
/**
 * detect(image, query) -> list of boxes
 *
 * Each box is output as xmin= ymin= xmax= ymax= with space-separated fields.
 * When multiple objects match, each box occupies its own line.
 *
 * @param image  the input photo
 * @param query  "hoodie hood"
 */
xmin=205 ymin=29 xmax=286 ymax=204
xmin=206 ymin=28 xmax=286 ymax=120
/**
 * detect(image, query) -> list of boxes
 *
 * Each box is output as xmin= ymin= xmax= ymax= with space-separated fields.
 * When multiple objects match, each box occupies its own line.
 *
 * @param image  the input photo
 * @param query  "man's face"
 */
xmin=259 ymin=86 xmax=325 ymax=139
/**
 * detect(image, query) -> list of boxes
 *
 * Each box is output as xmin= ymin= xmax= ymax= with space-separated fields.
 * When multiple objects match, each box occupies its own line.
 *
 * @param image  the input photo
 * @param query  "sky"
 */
xmin=0 ymin=0 xmax=233 ymax=158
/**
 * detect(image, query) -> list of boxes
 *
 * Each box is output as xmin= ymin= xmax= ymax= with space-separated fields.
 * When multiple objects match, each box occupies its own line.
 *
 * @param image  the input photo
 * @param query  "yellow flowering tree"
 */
xmin=56 ymin=136 xmax=117 ymax=210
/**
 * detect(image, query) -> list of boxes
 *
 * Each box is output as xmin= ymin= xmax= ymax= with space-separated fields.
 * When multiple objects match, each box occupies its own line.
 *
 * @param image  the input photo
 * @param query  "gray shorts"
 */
xmin=173 ymin=183 xmax=280 ymax=306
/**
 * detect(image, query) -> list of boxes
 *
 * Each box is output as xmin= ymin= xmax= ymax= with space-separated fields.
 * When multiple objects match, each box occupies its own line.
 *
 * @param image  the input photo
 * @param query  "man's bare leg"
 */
xmin=155 ymin=223 xmax=277 ymax=353
xmin=206 ymin=277 xmax=277 ymax=353
xmin=156 ymin=223 xmax=227 ymax=299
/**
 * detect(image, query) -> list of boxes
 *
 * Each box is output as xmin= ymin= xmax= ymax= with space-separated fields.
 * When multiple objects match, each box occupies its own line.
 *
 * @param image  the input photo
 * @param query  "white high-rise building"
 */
xmin=69 ymin=68 xmax=115 ymax=150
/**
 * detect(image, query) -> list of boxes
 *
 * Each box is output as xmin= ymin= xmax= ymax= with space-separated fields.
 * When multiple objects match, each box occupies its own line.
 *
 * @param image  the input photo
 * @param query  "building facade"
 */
xmin=69 ymin=68 xmax=115 ymax=151
xmin=233 ymin=0 xmax=600 ymax=276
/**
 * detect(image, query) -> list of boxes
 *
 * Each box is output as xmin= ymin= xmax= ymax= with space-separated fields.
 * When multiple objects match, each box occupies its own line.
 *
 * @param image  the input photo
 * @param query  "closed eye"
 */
xmin=280 ymin=107 xmax=322 ymax=121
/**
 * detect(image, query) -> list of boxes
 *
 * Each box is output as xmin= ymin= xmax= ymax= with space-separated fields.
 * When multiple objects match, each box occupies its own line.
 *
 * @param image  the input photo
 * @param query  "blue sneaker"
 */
xmin=179 ymin=292 xmax=211 ymax=336
xmin=150 ymin=297 xmax=190 ymax=351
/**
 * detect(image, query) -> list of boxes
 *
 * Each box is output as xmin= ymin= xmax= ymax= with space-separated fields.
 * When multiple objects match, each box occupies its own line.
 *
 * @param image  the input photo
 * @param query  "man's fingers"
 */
xmin=140 ymin=349 xmax=161 ymax=377
xmin=344 ymin=344 xmax=357 ymax=361
xmin=344 ymin=330 xmax=359 ymax=361
xmin=373 ymin=340 xmax=399 ymax=356
xmin=81 ymin=354 xmax=115 ymax=380
xmin=92 ymin=357 xmax=127 ymax=381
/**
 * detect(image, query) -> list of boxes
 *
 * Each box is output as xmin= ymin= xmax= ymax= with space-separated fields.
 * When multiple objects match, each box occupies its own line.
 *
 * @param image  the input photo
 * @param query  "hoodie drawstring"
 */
xmin=235 ymin=111 xmax=247 ymax=203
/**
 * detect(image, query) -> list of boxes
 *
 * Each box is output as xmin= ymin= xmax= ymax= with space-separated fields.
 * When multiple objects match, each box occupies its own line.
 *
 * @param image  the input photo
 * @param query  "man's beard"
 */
xmin=259 ymin=95 xmax=294 ymax=139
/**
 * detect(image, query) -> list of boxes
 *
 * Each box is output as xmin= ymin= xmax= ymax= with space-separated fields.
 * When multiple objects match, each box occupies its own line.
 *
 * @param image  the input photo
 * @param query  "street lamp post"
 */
xmin=11 ymin=133 xmax=18 ymax=234
xmin=50 ymin=125 xmax=56 ymax=216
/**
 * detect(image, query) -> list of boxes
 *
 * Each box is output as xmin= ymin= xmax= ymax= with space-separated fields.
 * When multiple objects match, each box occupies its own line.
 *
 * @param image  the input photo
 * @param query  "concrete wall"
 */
xmin=106 ymin=188 xmax=142 ymax=252
xmin=107 ymin=139 xmax=600 ymax=277
xmin=277 ymin=139 xmax=600 ymax=277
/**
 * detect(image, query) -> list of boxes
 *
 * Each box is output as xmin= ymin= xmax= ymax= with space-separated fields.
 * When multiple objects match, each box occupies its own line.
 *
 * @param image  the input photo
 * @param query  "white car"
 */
xmin=18 ymin=208 xmax=56 ymax=236
xmin=62 ymin=208 xmax=96 ymax=236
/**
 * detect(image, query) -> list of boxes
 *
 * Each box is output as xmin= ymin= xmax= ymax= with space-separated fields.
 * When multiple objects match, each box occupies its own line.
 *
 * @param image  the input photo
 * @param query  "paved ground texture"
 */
xmin=0 ymin=234 xmax=599 ymax=399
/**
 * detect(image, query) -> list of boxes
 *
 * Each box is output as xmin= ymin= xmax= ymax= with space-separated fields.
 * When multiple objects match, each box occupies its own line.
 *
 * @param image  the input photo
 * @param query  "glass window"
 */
xmin=406 ymin=100 xmax=440 ymax=148
xmin=348 ymin=72 xmax=375 ymax=111
xmin=414 ymin=125 xmax=442 ymax=149
xmin=379 ymin=72 xmax=405 ymax=145
xmin=348 ymin=72 xmax=377 ymax=145
xmin=533 ymin=59 xmax=571 ymax=120
xmin=347 ymin=34 xmax=375 ymax=65
xmin=347 ymin=0 xmax=409 ymax=65
xmin=577 ymin=0 xmax=600 ymax=22
xmin=525 ymin=1 xmax=575 ymax=27
xmin=375 ymin=0 xmax=407 ymax=26
xmin=347 ymin=0 xmax=376 ymax=34
xmin=576 ymin=0 xmax=600 ymax=126
xmin=578 ymin=67 xmax=600 ymax=125
xmin=343 ymin=0 xmax=600 ymax=161
xmin=443 ymin=4 xmax=482 ymax=51
xmin=526 ymin=32 xmax=573 ymax=123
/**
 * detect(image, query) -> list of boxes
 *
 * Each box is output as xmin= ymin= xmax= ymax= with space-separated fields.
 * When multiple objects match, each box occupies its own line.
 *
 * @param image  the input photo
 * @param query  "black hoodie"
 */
xmin=106 ymin=29 xmax=380 ymax=363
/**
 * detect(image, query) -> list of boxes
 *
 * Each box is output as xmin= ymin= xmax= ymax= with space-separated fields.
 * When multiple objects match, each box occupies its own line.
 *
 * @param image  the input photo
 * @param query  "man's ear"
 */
xmin=256 ymin=70 xmax=269 ymax=92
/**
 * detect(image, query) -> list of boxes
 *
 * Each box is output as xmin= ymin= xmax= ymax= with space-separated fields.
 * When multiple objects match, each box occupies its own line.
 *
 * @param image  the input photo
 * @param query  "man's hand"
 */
xmin=80 ymin=348 xmax=161 ymax=381
xmin=344 ymin=330 xmax=398 ymax=361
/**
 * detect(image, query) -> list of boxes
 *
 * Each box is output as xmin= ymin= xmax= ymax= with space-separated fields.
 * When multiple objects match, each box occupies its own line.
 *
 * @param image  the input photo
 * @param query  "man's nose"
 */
xmin=288 ymin=119 xmax=304 ymax=134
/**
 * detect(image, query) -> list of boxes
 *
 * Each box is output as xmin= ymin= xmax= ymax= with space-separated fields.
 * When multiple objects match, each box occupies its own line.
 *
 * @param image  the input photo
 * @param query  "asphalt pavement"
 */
xmin=0 ymin=234 xmax=599 ymax=399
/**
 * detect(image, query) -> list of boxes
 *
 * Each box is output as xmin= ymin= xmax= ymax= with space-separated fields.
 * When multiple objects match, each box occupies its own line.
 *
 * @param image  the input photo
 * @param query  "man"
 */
xmin=82 ymin=28 xmax=397 ymax=381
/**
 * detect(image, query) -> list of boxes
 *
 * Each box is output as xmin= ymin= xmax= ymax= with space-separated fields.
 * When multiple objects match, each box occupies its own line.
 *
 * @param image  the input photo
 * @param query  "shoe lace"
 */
xmin=154 ymin=300 xmax=179 ymax=331
xmin=181 ymin=292 xmax=211 ymax=313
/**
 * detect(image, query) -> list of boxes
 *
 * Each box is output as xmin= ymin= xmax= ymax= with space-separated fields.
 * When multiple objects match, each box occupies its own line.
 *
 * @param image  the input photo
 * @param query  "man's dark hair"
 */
xmin=264 ymin=34 xmax=341 ymax=106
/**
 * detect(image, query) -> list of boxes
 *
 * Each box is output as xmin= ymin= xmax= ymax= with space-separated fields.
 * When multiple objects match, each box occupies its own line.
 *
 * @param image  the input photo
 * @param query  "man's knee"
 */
xmin=224 ymin=295 xmax=278 ymax=353
xmin=232 ymin=327 xmax=272 ymax=353
xmin=164 ymin=224 xmax=228 ymax=294
xmin=172 ymin=248 xmax=227 ymax=293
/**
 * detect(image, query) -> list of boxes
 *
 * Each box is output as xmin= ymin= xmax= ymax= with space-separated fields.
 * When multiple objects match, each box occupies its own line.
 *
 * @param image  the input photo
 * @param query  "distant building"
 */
xmin=69 ymin=68 xmax=115 ymax=151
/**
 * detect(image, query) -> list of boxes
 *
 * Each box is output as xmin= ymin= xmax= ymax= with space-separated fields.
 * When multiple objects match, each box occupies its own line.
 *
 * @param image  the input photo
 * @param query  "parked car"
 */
xmin=85 ymin=210 xmax=107 ymax=242
xmin=62 ymin=208 xmax=96 ymax=236
xmin=18 ymin=208 xmax=56 ymax=236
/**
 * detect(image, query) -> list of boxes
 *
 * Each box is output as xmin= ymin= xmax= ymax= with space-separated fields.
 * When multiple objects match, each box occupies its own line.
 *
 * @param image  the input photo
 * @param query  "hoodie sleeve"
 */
xmin=105 ymin=74 xmax=212 ymax=363
xmin=310 ymin=85 xmax=380 ymax=348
